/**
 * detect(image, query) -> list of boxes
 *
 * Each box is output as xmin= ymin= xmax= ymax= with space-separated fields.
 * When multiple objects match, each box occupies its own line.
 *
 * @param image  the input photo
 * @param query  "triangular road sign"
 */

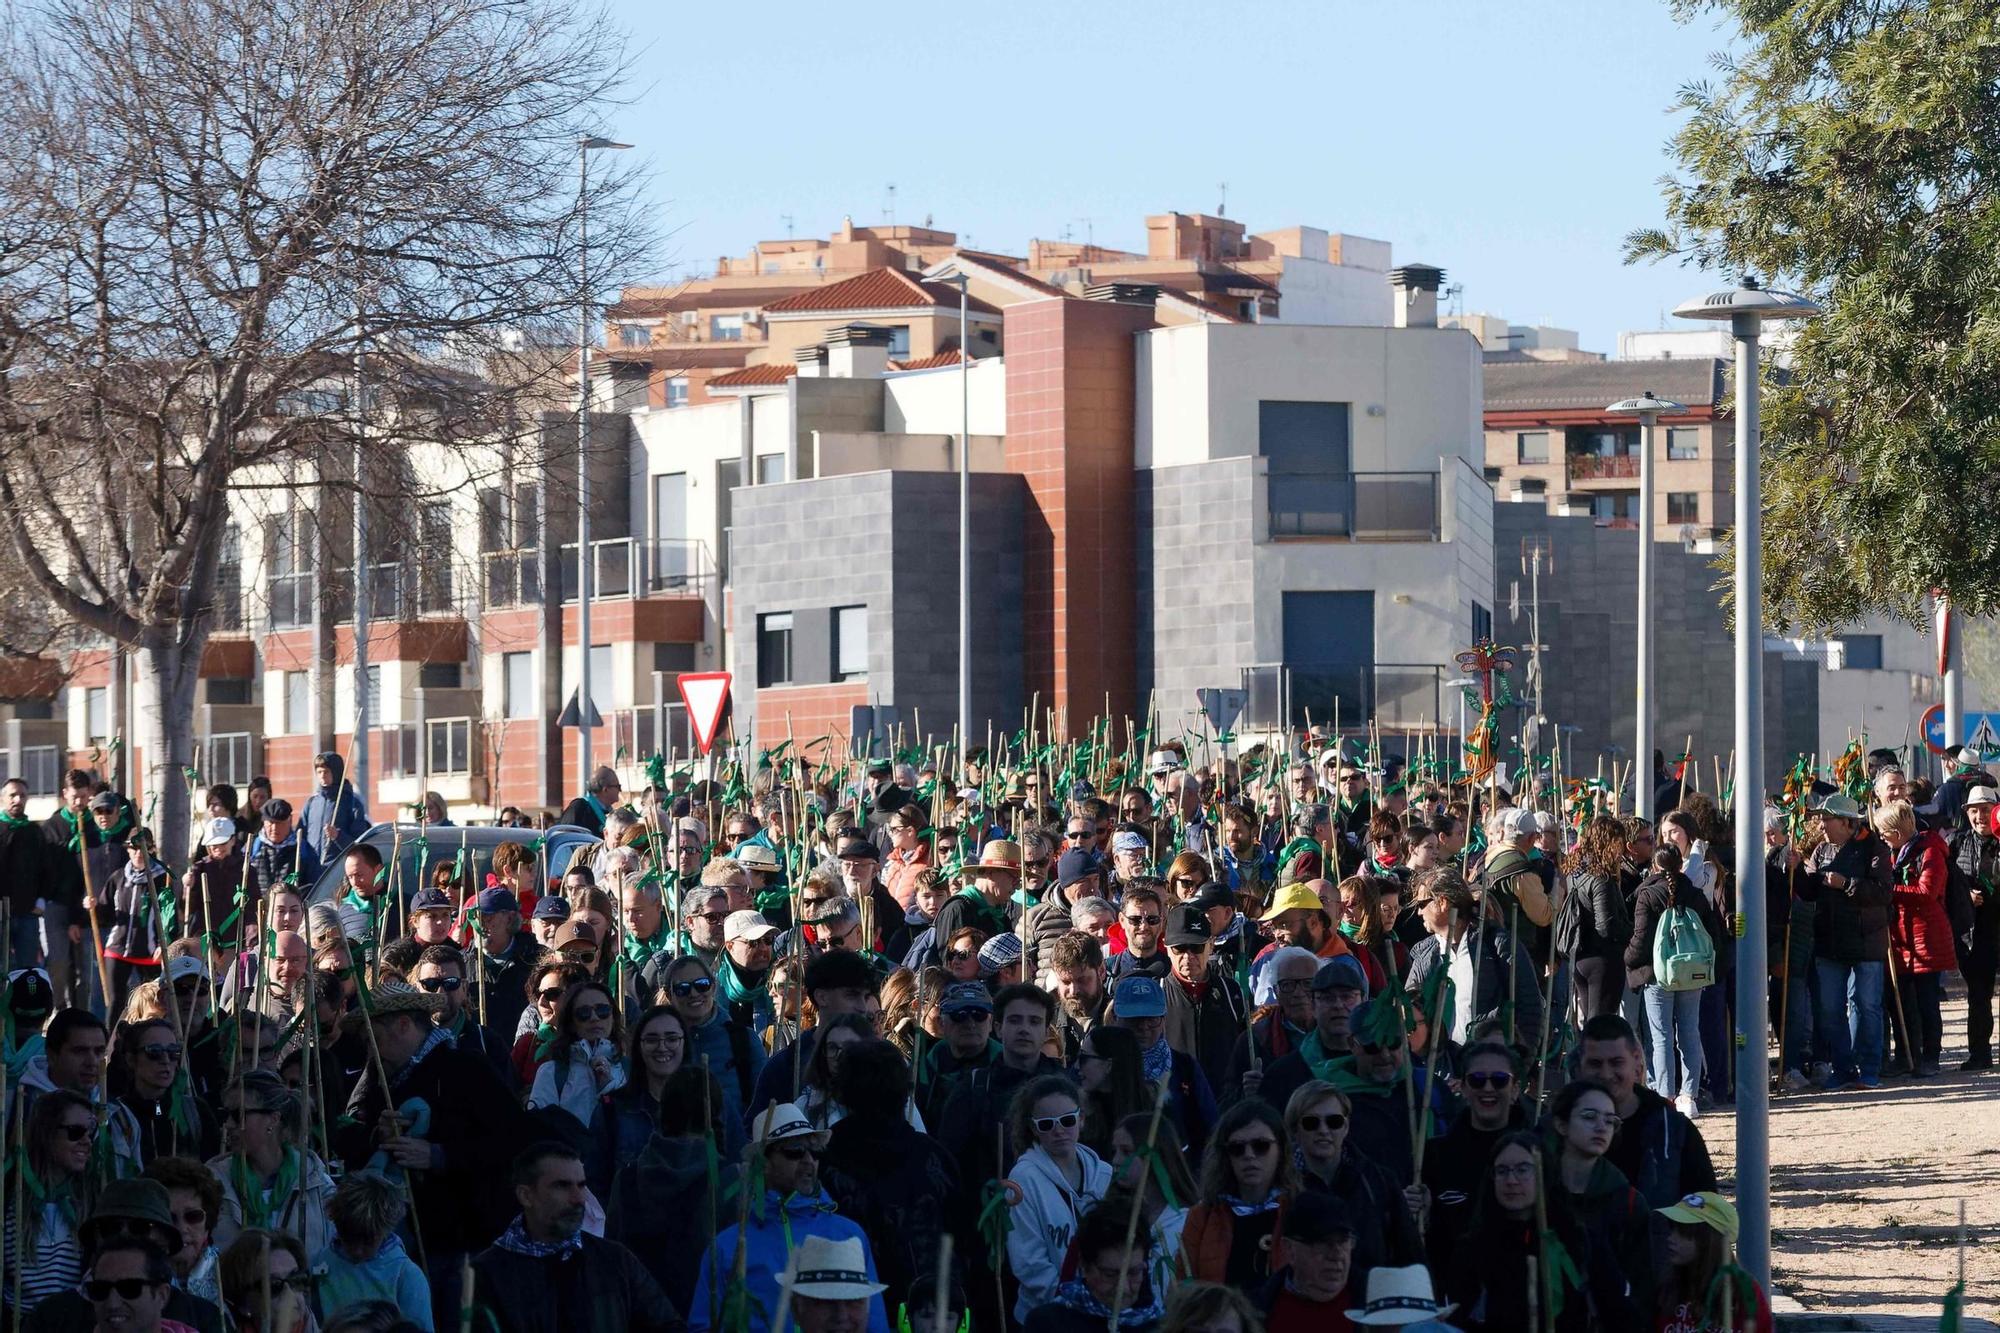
xmin=556 ymin=689 xmax=603 ymax=730
xmin=1196 ymin=688 xmax=1246 ymax=736
xmin=1969 ymin=714 xmax=2000 ymax=760
xmin=677 ymin=672 xmax=732 ymax=755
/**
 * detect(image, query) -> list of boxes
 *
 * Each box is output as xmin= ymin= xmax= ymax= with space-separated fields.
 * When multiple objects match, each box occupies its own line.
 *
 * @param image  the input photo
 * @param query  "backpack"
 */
xmin=1652 ymin=885 xmax=1716 ymax=992
xmin=1552 ymin=879 xmax=1586 ymax=960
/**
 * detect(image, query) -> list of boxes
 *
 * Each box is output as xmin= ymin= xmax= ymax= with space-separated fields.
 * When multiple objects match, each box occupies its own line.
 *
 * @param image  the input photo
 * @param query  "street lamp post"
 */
xmin=1672 ymin=278 xmax=1822 ymax=1292
xmin=1606 ymin=391 xmax=1687 ymax=823
xmin=933 ymin=271 xmax=973 ymax=755
xmin=576 ymin=135 xmax=630 ymax=788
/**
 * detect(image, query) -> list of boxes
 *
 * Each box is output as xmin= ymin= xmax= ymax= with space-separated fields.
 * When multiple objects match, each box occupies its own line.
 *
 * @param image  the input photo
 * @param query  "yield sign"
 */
xmin=1196 ymin=687 xmax=1247 ymax=736
xmin=676 ymin=672 xmax=732 ymax=755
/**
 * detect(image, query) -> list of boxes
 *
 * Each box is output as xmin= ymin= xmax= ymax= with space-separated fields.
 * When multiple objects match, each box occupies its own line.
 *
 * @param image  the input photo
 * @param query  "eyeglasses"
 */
xmin=417 ymin=976 xmax=463 ymax=993
xmin=1296 ymin=1113 xmax=1347 ymax=1133
xmin=800 ymin=895 xmax=833 ymax=908
xmin=639 ymin=1032 xmax=685 ymax=1048
xmin=1031 ymin=1111 xmax=1080 ymax=1133
xmin=1064 ymin=830 xmax=1089 ymax=840
xmin=1275 ymin=978 xmax=1313 ymax=995
xmin=58 ymin=1122 xmax=94 ymax=1143
xmin=1122 ymin=914 xmax=1161 ymax=928
xmin=573 ymin=1003 xmax=614 ymax=1021
xmin=537 ymin=988 xmax=566 ymax=1005
xmin=85 ymin=1279 xmax=163 ymax=1302
xmin=1466 ymin=1070 xmax=1515 ymax=1090
xmin=943 ymin=1007 xmax=991 ymax=1024
xmin=1025 ymin=859 xmax=1050 ymax=872
xmin=1169 ymin=876 xmax=1197 ymax=887
xmin=139 ymin=1044 xmax=183 ymax=1062
xmin=1493 ymin=1163 xmax=1537 ymax=1181
xmin=1570 ymin=1108 xmax=1622 ymax=1130
xmin=694 ymin=911 xmax=731 ymax=926
xmin=671 ymin=978 xmax=714 ymax=997
xmin=1226 ymin=1137 xmax=1278 ymax=1159
xmin=771 ymin=1144 xmax=818 ymax=1162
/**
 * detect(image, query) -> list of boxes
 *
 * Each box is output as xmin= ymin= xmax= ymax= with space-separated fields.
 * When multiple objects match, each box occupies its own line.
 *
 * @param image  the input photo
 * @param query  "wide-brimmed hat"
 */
xmin=339 ymin=976 xmax=445 ymax=1033
xmin=735 ymin=844 xmax=781 ymax=874
xmin=958 ymin=840 xmax=1022 ymax=878
xmin=1260 ymin=882 xmax=1328 ymax=922
xmin=750 ymin=1102 xmax=823 ymax=1147
xmin=1146 ymin=749 xmax=1181 ymax=777
xmin=1967 ymin=784 xmax=1999 ymax=808
xmin=1346 ymin=1264 xmax=1457 ymax=1325
xmin=781 ymin=1234 xmax=886 ymax=1301
xmin=83 ymin=1179 xmax=182 ymax=1255
xmin=1814 ymin=793 xmax=1865 ymax=822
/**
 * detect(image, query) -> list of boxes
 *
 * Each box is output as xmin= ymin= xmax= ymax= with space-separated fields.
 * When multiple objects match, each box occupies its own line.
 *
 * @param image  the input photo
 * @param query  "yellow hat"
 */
xmin=1260 ymin=882 xmax=1327 ymax=922
xmin=1657 ymin=1191 xmax=1738 ymax=1245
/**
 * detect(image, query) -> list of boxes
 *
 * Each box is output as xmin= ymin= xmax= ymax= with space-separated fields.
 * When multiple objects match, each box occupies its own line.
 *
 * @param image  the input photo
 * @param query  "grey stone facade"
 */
xmin=728 ymin=469 xmax=1026 ymax=742
xmin=1135 ymin=459 xmax=1259 ymax=707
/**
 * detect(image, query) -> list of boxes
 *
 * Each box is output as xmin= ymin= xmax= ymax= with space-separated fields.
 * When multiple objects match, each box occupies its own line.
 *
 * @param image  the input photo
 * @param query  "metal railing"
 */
xmin=1267 ymin=470 xmax=1439 ymax=541
xmin=1569 ymin=453 xmax=1641 ymax=480
xmin=1240 ymin=663 xmax=1449 ymax=731
xmin=558 ymin=537 xmax=710 ymax=603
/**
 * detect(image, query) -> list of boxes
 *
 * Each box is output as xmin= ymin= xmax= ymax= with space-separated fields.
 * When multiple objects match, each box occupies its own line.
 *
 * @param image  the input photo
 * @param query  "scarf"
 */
xmin=1140 ymin=1036 xmax=1173 ymax=1085
xmin=0 ymin=811 xmax=35 ymax=829
xmin=230 ymin=1147 xmax=301 ymax=1232
xmin=621 ymin=924 xmax=669 ymax=969
xmin=392 ymin=1026 xmax=451 ymax=1090
xmin=1220 ymin=1191 xmax=1282 ymax=1217
xmin=716 ymin=956 xmax=767 ymax=1011
xmin=492 ymin=1214 xmax=583 ymax=1260
xmin=1051 ymin=1278 xmax=1163 ymax=1330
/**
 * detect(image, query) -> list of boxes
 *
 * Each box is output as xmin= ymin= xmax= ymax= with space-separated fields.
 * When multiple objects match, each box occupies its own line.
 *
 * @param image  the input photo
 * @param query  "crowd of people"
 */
xmin=0 ymin=728 xmax=1988 ymax=1333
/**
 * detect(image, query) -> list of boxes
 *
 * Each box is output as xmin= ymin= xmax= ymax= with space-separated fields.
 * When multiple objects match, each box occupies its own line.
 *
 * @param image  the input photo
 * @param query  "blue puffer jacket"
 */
xmin=687 ymin=1188 xmax=890 ymax=1333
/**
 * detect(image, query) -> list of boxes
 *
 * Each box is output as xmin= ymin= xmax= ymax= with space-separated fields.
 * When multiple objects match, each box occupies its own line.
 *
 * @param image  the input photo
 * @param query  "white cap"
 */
xmin=723 ymin=910 xmax=778 ymax=944
xmin=165 ymin=955 xmax=210 ymax=985
xmin=1503 ymin=807 xmax=1539 ymax=840
xmin=1966 ymin=785 xmax=1998 ymax=807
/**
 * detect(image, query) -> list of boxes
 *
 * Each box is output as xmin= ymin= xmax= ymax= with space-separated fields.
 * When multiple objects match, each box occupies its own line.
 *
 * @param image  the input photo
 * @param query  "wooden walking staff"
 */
xmin=1109 ymin=1077 xmax=1172 ymax=1333
xmin=73 ymin=836 xmax=114 ymax=1016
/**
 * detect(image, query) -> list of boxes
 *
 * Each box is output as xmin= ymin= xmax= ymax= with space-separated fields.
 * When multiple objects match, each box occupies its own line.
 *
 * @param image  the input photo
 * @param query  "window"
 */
xmin=1591 ymin=493 xmax=1640 ymax=524
xmin=477 ymin=488 xmax=507 ymax=553
xmin=711 ymin=314 xmax=743 ymax=342
xmin=757 ymin=612 xmax=794 ymax=687
xmin=206 ymin=678 xmax=252 ymax=706
xmin=21 ymin=746 xmax=59 ymax=796
xmin=833 ymin=606 xmax=868 ymax=681
xmin=1667 ymin=492 xmax=1700 ymax=524
xmin=886 ymin=326 xmax=910 ymax=358
xmin=84 ymin=687 xmax=108 ymax=743
xmin=215 ymin=523 xmax=244 ymax=632
xmin=512 ymin=482 xmax=539 ymax=548
xmin=1575 ymin=429 xmax=1635 ymax=457
xmin=503 ymin=652 xmax=535 ymax=719
xmin=1666 ymin=426 xmax=1700 ymax=460
xmin=418 ymin=662 xmax=461 ymax=690
xmin=207 ymin=734 xmax=253 ymax=788
xmin=428 ymin=718 xmax=472 ymax=775
xmin=618 ymin=324 xmax=650 ymax=348
xmin=1836 ymin=634 xmax=1884 ymax=671
xmin=755 ymin=453 xmax=786 ymax=485
xmin=1516 ymin=431 xmax=1549 ymax=464
xmin=357 ymin=665 xmax=382 ymax=723
xmin=978 ymin=327 xmax=997 ymax=345
xmin=665 ymin=378 xmax=688 ymax=408
xmin=1472 ymin=601 xmax=1493 ymax=644
xmin=285 ymin=671 xmax=311 ymax=735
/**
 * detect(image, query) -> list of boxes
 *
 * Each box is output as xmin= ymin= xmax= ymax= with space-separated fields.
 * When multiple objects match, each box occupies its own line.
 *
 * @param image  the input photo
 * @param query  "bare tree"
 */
xmin=0 ymin=0 xmax=647 ymax=863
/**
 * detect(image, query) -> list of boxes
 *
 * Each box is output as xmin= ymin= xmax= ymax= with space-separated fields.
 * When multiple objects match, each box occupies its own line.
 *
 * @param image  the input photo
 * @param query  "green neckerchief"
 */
xmin=18 ymin=1155 xmax=80 ymax=1236
xmin=1297 ymin=1030 xmax=1345 ymax=1084
xmin=1295 ymin=1033 xmax=1398 ymax=1097
xmin=717 ymin=956 xmax=767 ymax=1010
xmin=621 ymin=923 xmax=670 ymax=968
xmin=1277 ymin=836 xmax=1320 ymax=871
xmin=0 ymin=811 xmax=36 ymax=828
xmin=230 ymin=1146 xmax=301 ymax=1232
xmin=57 ymin=807 xmax=84 ymax=851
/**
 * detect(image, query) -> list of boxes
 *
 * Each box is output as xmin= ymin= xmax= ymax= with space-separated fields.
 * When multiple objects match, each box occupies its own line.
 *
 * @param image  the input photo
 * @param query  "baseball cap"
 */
xmin=88 ymin=790 xmax=119 ymax=812
xmin=1503 ymin=808 xmax=1539 ymax=840
xmin=260 ymin=797 xmax=293 ymax=822
xmin=1056 ymin=848 xmax=1102 ymax=890
xmin=410 ymin=886 xmax=453 ymax=914
xmin=551 ymin=920 xmax=598 ymax=952
xmin=1658 ymin=1191 xmax=1739 ymax=1245
xmin=1111 ymin=830 xmax=1148 ymax=854
xmin=531 ymin=895 xmax=572 ymax=922
xmin=1111 ymin=974 xmax=1166 ymax=1019
xmin=1532 ymin=811 xmax=1558 ymax=834
xmin=1313 ymin=953 xmax=1369 ymax=997
xmin=866 ymin=758 xmax=893 ymax=776
xmin=835 ymin=835 xmax=880 ymax=861
xmin=1285 ymin=1191 xmax=1357 ymax=1244
xmin=1164 ymin=902 xmax=1212 ymax=948
xmin=940 ymin=981 xmax=993 ymax=1015
xmin=1190 ymin=882 xmax=1235 ymax=915
xmin=202 ymin=817 xmax=237 ymax=845
xmin=165 ymin=956 xmax=210 ymax=986
xmin=475 ymin=886 xmax=520 ymax=915
xmin=724 ymin=909 xmax=778 ymax=944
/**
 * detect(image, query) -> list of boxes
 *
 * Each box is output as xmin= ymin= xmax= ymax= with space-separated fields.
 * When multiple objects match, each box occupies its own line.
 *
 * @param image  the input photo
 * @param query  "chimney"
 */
xmin=1083 ymin=281 xmax=1160 ymax=309
xmin=824 ymin=323 xmax=894 ymax=378
xmin=1388 ymin=264 xmax=1445 ymax=329
xmin=795 ymin=344 xmax=827 ymax=378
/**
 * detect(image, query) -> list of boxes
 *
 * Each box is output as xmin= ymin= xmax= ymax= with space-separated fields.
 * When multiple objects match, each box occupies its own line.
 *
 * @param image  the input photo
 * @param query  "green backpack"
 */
xmin=1652 ymin=886 xmax=1716 ymax=992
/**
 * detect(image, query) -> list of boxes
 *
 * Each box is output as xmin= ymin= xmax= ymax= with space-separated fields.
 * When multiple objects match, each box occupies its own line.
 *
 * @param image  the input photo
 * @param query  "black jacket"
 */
xmin=0 ymin=815 xmax=56 ymax=915
xmin=471 ymin=932 xmax=547 ymax=1068
xmin=1420 ymin=1108 xmax=1528 ymax=1271
xmin=470 ymin=1231 xmax=683 ymax=1333
xmin=1162 ymin=965 xmax=1248 ymax=1095
xmin=1297 ymin=1150 xmax=1422 ymax=1288
xmin=819 ymin=1111 xmax=961 ymax=1313
xmin=934 ymin=1054 xmax=1068 ymax=1196
xmin=1796 ymin=831 xmax=1894 ymax=962
xmin=556 ymin=796 xmax=606 ymax=836
xmin=606 ymin=1133 xmax=740 ymax=1315
xmin=1605 ymin=1086 xmax=1717 ymax=1210
xmin=1624 ymin=869 xmax=1725 ymax=990
xmin=1566 ymin=870 xmax=1630 ymax=964
xmin=337 ymin=1039 xmax=531 ymax=1257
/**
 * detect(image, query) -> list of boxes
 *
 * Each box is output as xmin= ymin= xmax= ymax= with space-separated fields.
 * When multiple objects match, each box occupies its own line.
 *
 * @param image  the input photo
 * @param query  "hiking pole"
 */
xmin=1109 ymin=1077 xmax=1171 ymax=1333
xmin=76 ymin=834 xmax=114 ymax=1017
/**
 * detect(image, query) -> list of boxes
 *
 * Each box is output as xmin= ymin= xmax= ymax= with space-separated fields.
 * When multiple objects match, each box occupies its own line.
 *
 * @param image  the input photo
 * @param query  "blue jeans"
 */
xmin=1774 ymin=973 xmax=1816 ymax=1074
xmin=1813 ymin=958 xmax=1884 ymax=1080
xmin=1643 ymin=984 xmax=1705 ymax=1097
xmin=1699 ymin=981 xmax=1732 ymax=1101
xmin=7 ymin=914 xmax=42 ymax=971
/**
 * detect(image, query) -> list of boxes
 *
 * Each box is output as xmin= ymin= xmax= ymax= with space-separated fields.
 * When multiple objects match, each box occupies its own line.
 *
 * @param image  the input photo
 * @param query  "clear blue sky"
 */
xmin=602 ymin=0 xmax=1740 ymax=354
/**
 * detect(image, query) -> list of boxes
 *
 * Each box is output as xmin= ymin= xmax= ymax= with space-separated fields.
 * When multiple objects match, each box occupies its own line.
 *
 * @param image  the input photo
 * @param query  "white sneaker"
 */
xmin=1782 ymin=1068 xmax=1809 ymax=1092
xmin=1675 ymin=1092 xmax=1700 ymax=1120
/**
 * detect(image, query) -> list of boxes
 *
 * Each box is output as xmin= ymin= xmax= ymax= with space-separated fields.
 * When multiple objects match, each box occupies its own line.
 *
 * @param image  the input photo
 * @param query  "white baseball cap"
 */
xmin=202 ymin=817 xmax=237 ymax=846
xmin=723 ymin=910 xmax=778 ymax=944
xmin=1503 ymin=807 xmax=1539 ymax=840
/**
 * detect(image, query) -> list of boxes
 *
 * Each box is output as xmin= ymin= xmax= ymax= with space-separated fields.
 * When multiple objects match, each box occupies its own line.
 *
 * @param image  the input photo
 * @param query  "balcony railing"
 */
xmin=1240 ymin=662 xmax=1449 ymax=732
xmin=329 ymin=562 xmax=474 ymax=622
xmin=559 ymin=537 xmax=711 ymax=603
xmin=1569 ymin=452 xmax=1641 ymax=480
xmin=1267 ymin=471 xmax=1439 ymax=541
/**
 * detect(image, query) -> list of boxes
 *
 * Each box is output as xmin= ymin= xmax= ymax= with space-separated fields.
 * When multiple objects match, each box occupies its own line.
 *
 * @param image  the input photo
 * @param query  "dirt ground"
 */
xmin=1703 ymin=978 xmax=1996 ymax=1324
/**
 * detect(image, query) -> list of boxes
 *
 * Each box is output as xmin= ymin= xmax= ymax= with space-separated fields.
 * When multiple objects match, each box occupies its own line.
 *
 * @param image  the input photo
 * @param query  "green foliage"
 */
xmin=1630 ymin=1 xmax=2000 ymax=630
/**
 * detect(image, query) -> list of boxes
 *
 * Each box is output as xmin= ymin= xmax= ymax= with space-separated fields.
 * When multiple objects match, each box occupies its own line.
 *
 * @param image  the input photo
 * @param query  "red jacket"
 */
xmin=1890 ymin=828 xmax=1955 ymax=974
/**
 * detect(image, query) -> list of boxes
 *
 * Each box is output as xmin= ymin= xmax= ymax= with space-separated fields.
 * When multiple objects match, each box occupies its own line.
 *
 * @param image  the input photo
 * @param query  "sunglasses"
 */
xmin=573 ymin=1003 xmax=614 ymax=1021
xmin=1227 ymin=1137 xmax=1279 ymax=1158
xmin=1466 ymin=1070 xmax=1515 ymax=1090
xmin=417 ymin=976 xmax=463 ymax=993
xmin=1064 ymin=830 xmax=1089 ymax=840
xmin=537 ymin=988 xmax=566 ymax=1005
xmin=772 ymin=1144 xmax=818 ymax=1162
xmin=946 ymin=949 xmax=978 ymax=962
xmin=695 ymin=910 xmax=730 ymax=925
xmin=58 ymin=1122 xmax=94 ymax=1143
xmin=1032 ymin=1110 xmax=1080 ymax=1132
xmin=1359 ymin=1035 xmax=1405 ymax=1055
xmin=671 ymin=978 xmax=715 ymax=997
xmin=1296 ymin=1113 xmax=1347 ymax=1133
xmin=175 ymin=1208 xmax=206 ymax=1226
xmin=1122 ymin=914 xmax=1161 ymax=928
xmin=139 ymin=1044 xmax=183 ymax=1062
xmin=85 ymin=1279 xmax=163 ymax=1302
xmin=943 ymin=1007 xmax=991 ymax=1023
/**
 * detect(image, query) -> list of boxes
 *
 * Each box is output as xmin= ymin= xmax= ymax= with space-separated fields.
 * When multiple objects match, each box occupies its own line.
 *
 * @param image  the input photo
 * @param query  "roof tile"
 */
xmin=765 ymin=268 xmax=998 ymax=314
xmin=708 ymin=362 xmax=798 ymax=388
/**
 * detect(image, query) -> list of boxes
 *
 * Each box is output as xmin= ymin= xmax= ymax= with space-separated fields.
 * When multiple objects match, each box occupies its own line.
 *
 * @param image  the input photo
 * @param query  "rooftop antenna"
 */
xmin=1216 ymin=182 xmax=1228 ymax=217
xmin=780 ymin=214 xmax=794 ymax=238
xmin=885 ymin=183 xmax=896 ymax=226
xmin=1443 ymin=282 xmax=1465 ymax=316
xmin=1060 ymin=222 xmax=1074 ymax=243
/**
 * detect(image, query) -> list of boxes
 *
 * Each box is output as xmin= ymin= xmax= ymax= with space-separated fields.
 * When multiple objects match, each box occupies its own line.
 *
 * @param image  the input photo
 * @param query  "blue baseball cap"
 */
xmin=1314 ymin=953 xmax=1370 ymax=998
xmin=1112 ymin=974 xmax=1166 ymax=1019
xmin=475 ymin=886 xmax=519 ymax=915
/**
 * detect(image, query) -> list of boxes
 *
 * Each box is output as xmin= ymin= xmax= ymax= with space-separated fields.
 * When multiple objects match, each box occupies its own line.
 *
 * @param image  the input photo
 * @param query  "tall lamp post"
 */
xmin=1605 ymin=390 xmax=1686 ymax=822
xmin=1672 ymin=278 xmax=1822 ymax=1292
xmin=933 ymin=270 xmax=972 ymax=756
xmin=575 ymin=135 xmax=631 ymax=787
